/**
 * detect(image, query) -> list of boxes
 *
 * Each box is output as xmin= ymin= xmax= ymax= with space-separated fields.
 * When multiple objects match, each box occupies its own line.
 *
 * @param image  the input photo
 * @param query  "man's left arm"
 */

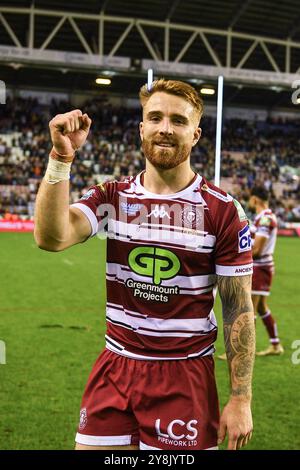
xmin=217 ymin=274 xmax=255 ymax=450
xmin=252 ymin=234 xmax=267 ymax=259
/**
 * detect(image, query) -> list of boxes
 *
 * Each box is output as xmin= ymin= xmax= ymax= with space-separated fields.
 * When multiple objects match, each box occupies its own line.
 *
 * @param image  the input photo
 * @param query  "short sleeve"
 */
xmin=255 ymin=214 xmax=274 ymax=239
xmin=214 ymin=201 xmax=253 ymax=277
xmin=71 ymin=183 xmax=108 ymax=237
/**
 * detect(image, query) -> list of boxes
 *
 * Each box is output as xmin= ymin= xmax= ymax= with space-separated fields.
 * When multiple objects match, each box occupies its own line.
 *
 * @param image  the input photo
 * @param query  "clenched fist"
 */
xmin=49 ymin=109 xmax=92 ymax=159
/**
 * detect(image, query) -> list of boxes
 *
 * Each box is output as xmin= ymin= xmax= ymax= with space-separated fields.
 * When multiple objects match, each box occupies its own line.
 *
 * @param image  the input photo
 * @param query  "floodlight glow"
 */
xmin=95 ymin=78 xmax=111 ymax=85
xmin=200 ymin=87 xmax=215 ymax=95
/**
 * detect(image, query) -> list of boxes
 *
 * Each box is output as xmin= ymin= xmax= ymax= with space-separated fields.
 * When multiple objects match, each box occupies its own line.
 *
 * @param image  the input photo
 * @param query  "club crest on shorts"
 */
xmin=79 ymin=408 xmax=88 ymax=430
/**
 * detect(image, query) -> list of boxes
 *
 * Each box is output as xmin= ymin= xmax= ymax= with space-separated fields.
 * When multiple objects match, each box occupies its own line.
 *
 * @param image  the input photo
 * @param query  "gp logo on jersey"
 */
xmin=238 ymin=225 xmax=252 ymax=253
xmin=128 ymin=247 xmax=180 ymax=285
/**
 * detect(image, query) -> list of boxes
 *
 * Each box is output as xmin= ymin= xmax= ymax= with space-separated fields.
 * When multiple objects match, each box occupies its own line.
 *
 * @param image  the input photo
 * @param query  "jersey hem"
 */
xmin=105 ymin=339 xmax=215 ymax=361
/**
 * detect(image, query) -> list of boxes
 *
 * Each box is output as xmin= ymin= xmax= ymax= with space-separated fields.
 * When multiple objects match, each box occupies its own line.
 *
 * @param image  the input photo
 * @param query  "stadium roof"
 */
xmin=3 ymin=0 xmax=300 ymax=42
xmin=0 ymin=0 xmax=300 ymax=110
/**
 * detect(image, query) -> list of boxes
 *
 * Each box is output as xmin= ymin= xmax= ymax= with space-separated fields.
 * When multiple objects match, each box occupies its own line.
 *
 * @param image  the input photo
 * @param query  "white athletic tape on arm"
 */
xmin=44 ymin=157 xmax=72 ymax=184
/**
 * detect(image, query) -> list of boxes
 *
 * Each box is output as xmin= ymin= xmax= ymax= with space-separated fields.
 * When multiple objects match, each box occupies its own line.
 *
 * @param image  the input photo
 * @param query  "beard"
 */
xmin=141 ymin=137 xmax=191 ymax=170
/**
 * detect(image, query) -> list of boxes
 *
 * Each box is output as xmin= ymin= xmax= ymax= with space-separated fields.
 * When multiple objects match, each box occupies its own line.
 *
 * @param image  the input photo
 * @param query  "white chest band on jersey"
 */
xmin=44 ymin=157 xmax=72 ymax=184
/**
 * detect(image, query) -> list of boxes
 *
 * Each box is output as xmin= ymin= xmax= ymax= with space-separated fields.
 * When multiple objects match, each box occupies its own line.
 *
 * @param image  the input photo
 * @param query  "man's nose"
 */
xmin=158 ymin=118 xmax=173 ymax=135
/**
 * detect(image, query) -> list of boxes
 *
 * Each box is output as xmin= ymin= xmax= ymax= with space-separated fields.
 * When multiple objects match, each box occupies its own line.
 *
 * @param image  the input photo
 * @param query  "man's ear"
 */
xmin=192 ymin=127 xmax=202 ymax=146
xmin=139 ymin=122 xmax=144 ymax=141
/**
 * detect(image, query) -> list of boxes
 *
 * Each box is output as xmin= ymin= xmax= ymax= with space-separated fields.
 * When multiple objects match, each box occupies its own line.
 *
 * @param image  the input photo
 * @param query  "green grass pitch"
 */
xmin=0 ymin=233 xmax=299 ymax=449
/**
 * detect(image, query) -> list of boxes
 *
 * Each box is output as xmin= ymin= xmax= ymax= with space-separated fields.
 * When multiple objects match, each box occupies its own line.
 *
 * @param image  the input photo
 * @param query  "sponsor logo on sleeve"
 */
xmin=238 ymin=225 xmax=252 ymax=253
xmin=201 ymin=184 xmax=232 ymax=202
xmin=80 ymin=189 xmax=95 ymax=200
xmin=235 ymin=266 xmax=252 ymax=274
xmin=97 ymin=182 xmax=106 ymax=192
xmin=233 ymin=199 xmax=248 ymax=222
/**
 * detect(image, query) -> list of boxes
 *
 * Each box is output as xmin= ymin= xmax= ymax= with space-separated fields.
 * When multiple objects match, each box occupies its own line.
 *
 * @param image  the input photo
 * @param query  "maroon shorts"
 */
xmin=75 ymin=349 xmax=219 ymax=450
xmin=252 ymin=264 xmax=274 ymax=296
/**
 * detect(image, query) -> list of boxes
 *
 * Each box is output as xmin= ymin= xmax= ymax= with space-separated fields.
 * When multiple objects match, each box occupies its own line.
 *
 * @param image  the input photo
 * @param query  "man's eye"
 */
xmin=151 ymin=117 xmax=160 ymax=121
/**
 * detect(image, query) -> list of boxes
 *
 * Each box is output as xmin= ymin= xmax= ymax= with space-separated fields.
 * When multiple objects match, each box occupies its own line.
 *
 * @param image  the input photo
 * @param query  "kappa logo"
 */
xmin=147 ymin=204 xmax=171 ymax=219
xmin=155 ymin=418 xmax=198 ymax=447
xmin=238 ymin=225 xmax=252 ymax=253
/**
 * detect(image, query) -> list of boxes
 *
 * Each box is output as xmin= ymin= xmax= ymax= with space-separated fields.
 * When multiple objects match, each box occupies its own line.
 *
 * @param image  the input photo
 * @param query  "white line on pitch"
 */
xmin=62 ymin=259 xmax=74 ymax=266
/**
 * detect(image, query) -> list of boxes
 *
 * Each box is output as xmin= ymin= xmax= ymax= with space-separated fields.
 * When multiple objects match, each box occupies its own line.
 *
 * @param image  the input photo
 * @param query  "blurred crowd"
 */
xmin=0 ymin=96 xmax=300 ymax=226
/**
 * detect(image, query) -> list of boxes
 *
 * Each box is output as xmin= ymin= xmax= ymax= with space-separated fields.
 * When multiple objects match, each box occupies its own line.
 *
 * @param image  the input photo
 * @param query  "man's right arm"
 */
xmin=34 ymin=179 xmax=92 ymax=252
xmin=34 ymin=109 xmax=92 ymax=252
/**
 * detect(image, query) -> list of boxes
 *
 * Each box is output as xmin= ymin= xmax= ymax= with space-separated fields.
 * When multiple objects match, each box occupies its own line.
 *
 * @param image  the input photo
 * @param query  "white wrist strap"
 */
xmin=44 ymin=157 xmax=72 ymax=184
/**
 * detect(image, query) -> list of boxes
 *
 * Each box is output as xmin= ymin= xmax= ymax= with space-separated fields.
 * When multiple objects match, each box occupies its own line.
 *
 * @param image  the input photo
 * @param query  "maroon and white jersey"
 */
xmin=251 ymin=209 xmax=277 ymax=267
xmin=71 ymin=172 xmax=253 ymax=360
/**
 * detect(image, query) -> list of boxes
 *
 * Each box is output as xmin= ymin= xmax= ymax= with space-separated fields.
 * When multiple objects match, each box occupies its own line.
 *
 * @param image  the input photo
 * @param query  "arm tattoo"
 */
xmin=217 ymin=274 xmax=255 ymax=400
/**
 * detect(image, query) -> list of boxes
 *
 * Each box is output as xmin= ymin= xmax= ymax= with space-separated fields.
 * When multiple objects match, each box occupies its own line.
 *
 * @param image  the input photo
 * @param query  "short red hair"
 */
xmin=139 ymin=78 xmax=204 ymax=122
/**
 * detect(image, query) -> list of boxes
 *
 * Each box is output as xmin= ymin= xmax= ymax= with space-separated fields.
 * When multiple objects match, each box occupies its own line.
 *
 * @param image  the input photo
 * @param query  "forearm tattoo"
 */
xmin=217 ymin=275 xmax=255 ymax=400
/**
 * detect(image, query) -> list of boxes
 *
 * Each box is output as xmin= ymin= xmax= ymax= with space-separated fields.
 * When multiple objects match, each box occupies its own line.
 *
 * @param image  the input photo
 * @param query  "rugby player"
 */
xmin=34 ymin=79 xmax=255 ymax=450
xmin=249 ymin=186 xmax=284 ymax=356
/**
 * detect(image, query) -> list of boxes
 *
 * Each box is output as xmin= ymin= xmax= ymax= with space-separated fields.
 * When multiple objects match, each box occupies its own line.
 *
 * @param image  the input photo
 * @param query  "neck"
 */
xmin=143 ymin=160 xmax=195 ymax=195
xmin=256 ymin=202 xmax=268 ymax=214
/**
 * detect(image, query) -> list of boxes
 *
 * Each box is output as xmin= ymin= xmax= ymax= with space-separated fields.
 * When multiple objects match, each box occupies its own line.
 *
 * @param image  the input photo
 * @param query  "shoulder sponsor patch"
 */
xmin=201 ymin=184 xmax=233 ymax=203
xmin=80 ymin=188 xmax=96 ymax=200
xmin=238 ymin=225 xmax=252 ymax=253
xmin=97 ymin=182 xmax=106 ymax=192
xmin=233 ymin=199 xmax=248 ymax=222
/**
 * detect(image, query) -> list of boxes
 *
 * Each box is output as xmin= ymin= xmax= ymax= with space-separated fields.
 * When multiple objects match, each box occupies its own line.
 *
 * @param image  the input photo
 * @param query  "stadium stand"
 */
xmin=0 ymin=96 xmax=299 ymax=227
xmin=0 ymin=1 xmax=299 ymax=232
xmin=1 ymin=0 xmax=300 ymax=452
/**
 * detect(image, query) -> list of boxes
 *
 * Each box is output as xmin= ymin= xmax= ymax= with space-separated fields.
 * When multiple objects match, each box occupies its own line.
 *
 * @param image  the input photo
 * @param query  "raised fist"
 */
xmin=49 ymin=109 xmax=92 ymax=158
